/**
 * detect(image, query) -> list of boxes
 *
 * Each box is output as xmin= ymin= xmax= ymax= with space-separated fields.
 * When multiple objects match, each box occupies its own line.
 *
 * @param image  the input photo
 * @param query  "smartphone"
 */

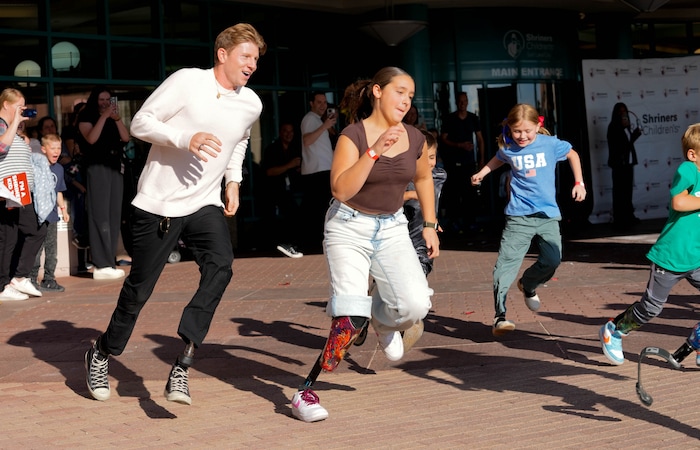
xmin=109 ymin=96 xmax=118 ymax=112
xmin=327 ymin=107 xmax=336 ymax=118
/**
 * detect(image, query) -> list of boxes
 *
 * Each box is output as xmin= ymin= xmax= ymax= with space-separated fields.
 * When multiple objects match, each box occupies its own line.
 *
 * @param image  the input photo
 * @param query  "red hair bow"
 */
xmin=538 ymin=115 xmax=544 ymax=126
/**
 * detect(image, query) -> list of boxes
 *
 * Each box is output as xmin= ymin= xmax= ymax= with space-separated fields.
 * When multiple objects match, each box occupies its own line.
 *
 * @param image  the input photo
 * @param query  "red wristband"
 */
xmin=575 ymin=181 xmax=585 ymax=187
xmin=366 ymin=148 xmax=379 ymax=160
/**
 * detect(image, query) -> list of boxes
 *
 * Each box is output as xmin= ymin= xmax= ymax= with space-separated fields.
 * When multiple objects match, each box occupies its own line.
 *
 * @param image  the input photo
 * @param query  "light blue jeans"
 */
xmin=323 ymin=199 xmax=433 ymax=335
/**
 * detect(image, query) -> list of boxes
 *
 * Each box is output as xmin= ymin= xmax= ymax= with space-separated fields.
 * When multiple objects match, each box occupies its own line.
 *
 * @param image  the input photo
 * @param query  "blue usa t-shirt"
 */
xmin=496 ymin=134 xmax=571 ymax=218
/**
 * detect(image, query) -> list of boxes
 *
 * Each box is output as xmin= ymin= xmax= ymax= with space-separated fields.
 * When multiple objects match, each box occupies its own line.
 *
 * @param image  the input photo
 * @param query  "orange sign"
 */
xmin=2 ymin=172 xmax=31 ymax=206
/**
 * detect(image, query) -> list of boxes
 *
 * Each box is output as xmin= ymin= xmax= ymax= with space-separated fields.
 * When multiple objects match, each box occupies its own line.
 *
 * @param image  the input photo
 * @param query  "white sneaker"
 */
xmin=276 ymin=244 xmax=303 ymax=259
xmin=291 ymin=389 xmax=328 ymax=422
xmin=10 ymin=277 xmax=42 ymax=297
xmin=517 ymin=279 xmax=541 ymax=312
xmin=377 ymin=330 xmax=404 ymax=361
xmin=93 ymin=267 xmax=125 ymax=280
xmin=0 ymin=285 xmax=29 ymax=301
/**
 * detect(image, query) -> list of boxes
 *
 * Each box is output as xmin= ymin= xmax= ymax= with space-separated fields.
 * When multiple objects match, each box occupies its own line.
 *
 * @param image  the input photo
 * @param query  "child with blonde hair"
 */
xmin=30 ymin=133 xmax=69 ymax=292
xmin=601 ymin=123 xmax=700 ymax=365
xmin=471 ymin=103 xmax=586 ymax=336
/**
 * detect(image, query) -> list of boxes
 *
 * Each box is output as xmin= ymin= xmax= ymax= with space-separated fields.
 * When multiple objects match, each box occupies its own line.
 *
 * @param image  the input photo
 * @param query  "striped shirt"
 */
xmin=0 ymin=118 xmax=34 ymax=190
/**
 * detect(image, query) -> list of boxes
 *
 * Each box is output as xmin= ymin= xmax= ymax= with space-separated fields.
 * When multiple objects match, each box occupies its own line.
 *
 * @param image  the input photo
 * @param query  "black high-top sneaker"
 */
xmin=164 ymin=361 xmax=191 ymax=405
xmin=85 ymin=338 xmax=110 ymax=401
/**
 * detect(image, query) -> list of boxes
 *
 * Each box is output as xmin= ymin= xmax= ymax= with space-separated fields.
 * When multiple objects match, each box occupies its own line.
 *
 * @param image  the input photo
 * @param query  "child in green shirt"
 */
xmin=600 ymin=122 xmax=700 ymax=365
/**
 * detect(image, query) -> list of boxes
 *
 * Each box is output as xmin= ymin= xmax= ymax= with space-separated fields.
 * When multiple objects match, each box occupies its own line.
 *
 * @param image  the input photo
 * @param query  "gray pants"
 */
xmin=629 ymin=263 xmax=700 ymax=325
xmin=31 ymin=221 xmax=57 ymax=282
xmin=493 ymin=214 xmax=562 ymax=318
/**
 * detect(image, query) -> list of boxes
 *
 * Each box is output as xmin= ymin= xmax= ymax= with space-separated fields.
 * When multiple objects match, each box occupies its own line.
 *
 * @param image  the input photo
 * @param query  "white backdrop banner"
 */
xmin=582 ymin=56 xmax=700 ymax=224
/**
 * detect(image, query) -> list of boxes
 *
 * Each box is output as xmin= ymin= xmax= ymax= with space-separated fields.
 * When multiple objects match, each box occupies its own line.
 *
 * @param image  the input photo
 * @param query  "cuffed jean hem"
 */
xmin=326 ymin=294 xmax=373 ymax=318
xmin=324 ymin=199 xmax=432 ymax=336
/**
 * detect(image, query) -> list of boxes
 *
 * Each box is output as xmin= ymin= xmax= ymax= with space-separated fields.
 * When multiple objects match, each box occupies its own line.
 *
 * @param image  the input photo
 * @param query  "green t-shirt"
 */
xmin=647 ymin=161 xmax=700 ymax=272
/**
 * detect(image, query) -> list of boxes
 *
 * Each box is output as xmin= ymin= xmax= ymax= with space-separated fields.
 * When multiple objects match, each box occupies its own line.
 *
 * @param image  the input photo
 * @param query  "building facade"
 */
xmin=2 ymin=0 xmax=699 ymax=247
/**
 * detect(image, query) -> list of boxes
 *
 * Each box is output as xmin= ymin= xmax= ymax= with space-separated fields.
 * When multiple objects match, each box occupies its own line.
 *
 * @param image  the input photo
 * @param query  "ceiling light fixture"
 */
xmin=359 ymin=0 xmax=426 ymax=47
xmin=618 ymin=0 xmax=671 ymax=13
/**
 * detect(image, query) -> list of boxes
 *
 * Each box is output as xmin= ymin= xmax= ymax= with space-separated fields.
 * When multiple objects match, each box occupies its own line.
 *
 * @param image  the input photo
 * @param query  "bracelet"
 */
xmin=366 ymin=148 xmax=379 ymax=160
xmin=423 ymin=221 xmax=438 ymax=230
xmin=575 ymin=181 xmax=585 ymax=187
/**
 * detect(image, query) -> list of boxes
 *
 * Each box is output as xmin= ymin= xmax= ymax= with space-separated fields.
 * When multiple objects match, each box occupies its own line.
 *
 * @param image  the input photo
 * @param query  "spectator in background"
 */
xmin=261 ymin=122 xmax=303 ymax=258
xmin=78 ymin=86 xmax=130 ymax=280
xmin=607 ymin=102 xmax=642 ymax=229
xmin=30 ymin=133 xmax=69 ymax=292
xmin=62 ymin=102 xmax=90 ymax=269
xmin=403 ymin=104 xmax=427 ymax=131
xmin=300 ymin=92 xmax=336 ymax=252
xmin=0 ymin=88 xmax=46 ymax=300
xmin=0 ymin=88 xmax=39 ymax=301
xmin=439 ymin=91 xmax=485 ymax=233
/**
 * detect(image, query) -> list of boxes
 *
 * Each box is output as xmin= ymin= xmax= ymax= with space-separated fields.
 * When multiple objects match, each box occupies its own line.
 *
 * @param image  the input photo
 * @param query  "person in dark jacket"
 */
xmin=607 ymin=102 xmax=642 ymax=229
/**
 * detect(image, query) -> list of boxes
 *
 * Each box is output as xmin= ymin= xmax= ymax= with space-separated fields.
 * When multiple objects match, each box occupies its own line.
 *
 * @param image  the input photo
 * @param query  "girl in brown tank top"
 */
xmin=290 ymin=67 xmax=440 ymax=423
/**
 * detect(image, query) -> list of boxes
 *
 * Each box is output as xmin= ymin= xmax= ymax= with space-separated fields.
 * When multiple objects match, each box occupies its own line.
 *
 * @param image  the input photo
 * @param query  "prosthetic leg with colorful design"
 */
xmin=300 ymin=316 xmax=368 ymax=389
xmin=321 ymin=316 xmax=368 ymax=371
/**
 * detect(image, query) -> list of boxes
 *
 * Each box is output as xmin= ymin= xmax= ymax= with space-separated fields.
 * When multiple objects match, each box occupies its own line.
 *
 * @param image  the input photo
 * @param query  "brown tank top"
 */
xmin=341 ymin=121 xmax=425 ymax=215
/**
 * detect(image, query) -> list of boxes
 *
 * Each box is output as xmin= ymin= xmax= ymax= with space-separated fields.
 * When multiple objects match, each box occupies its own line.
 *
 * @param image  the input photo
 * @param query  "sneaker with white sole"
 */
xmin=492 ymin=317 xmax=516 ymax=337
xmin=85 ymin=339 xmax=110 ymax=401
xmin=93 ymin=267 xmax=125 ymax=280
xmin=517 ymin=279 xmax=540 ymax=311
xmin=0 ymin=285 xmax=29 ymax=301
xmin=291 ymin=388 xmax=328 ymax=422
xmin=164 ymin=362 xmax=191 ymax=405
xmin=10 ymin=277 xmax=42 ymax=297
xmin=276 ymin=244 xmax=303 ymax=259
xmin=600 ymin=320 xmax=625 ymax=365
xmin=401 ymin=319 xmax=424 ymax=353
xmin=377 ymin=330 xmax=404 ymax=361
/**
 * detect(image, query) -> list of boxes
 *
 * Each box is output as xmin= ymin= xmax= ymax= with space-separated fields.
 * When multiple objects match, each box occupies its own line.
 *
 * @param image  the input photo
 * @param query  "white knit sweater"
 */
xmin=130 ymin=67 xmax=262 ymax=217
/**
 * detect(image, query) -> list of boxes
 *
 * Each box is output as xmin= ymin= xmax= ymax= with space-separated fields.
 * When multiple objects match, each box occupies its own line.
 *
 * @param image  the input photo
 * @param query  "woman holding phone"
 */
xmin=78 ymin=86 xmax=130 ymax=279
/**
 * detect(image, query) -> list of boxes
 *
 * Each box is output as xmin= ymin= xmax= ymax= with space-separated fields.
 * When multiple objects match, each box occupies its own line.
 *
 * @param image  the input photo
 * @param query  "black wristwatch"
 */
xmin=423 ymin=221 xmax=438 ymax=230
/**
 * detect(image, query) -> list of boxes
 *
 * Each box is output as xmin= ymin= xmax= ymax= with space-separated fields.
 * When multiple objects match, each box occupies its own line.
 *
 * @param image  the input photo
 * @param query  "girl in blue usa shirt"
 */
xmin=471 ymin=104 xmax=586 ymax=337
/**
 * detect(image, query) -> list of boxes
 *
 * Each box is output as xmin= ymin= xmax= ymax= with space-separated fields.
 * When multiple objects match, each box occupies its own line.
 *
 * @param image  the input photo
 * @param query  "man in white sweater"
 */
xmin=84 ymin=23 xmax=267 ymax=405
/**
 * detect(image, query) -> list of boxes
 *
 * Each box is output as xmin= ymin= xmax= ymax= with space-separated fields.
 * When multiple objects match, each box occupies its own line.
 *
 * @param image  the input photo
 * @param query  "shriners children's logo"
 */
xmin=503 ymin=30 xmax=525 ymax=59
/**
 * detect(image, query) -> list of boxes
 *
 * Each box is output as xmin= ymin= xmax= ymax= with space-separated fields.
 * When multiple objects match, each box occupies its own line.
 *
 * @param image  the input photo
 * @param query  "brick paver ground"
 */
xmin=1 ymin=219 xmax=699 ymax=448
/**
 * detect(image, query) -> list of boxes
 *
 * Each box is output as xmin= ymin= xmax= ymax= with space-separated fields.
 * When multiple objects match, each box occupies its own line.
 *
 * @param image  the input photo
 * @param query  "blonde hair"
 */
xmin=681 ymin=123 xmax=700 ymax=160
xmin=498 ymin=103 xmax=551 ymax=149
xmin=0 ymin=88 xmax=24 ymax=107
xmin=41 ymin=133 xmax=61 ymax=147
xmin=214 ymin=23 xmax=267 ymax=61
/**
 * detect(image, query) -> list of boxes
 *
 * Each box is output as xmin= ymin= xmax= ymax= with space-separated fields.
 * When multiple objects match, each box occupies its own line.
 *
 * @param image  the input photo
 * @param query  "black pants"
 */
xmin=10 ymin=201 xmax=48 ymax=280
xmin=611 ymin=165 xmax=635 ymax=224
xmin=87 ymin=165 xmax=123 ymax=268
xmin=300 ymin=171 xmax=332 ymax=251
xmin=100 ymin=205 xmax=234 ymax=356
xmin=440 ymin=162 xmax=477 ymax=229
xmin=0 ymin=203 xmax=19 ymax=287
